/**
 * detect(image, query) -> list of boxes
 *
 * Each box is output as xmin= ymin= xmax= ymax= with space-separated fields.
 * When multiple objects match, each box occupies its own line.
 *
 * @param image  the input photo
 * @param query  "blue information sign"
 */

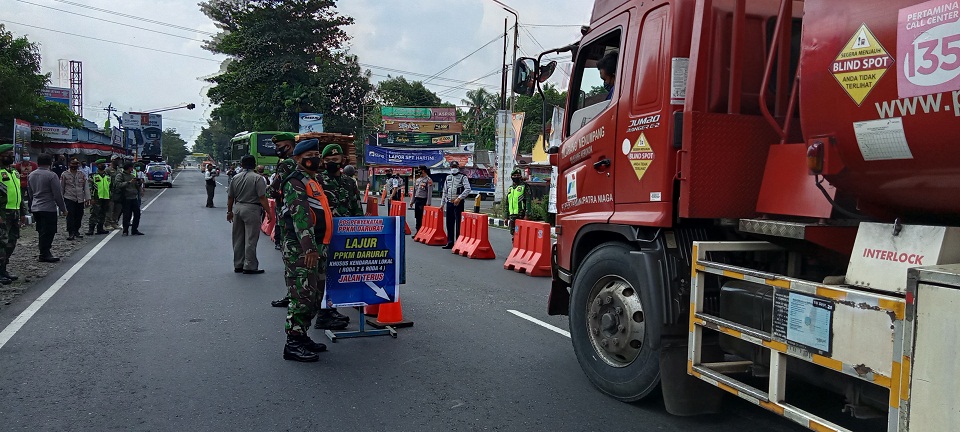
xmin=323 ymin=216 xmax=405 ymax=308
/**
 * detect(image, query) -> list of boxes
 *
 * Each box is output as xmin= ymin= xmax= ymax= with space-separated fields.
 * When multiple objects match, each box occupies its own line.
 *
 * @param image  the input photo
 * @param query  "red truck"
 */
xmin=514 ymin=0 xmax=960 ymax=430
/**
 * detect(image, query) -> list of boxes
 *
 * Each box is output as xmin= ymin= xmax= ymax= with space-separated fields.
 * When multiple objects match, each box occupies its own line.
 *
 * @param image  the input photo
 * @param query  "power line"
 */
xmin=519 ymin=23 xmax=583 ymax=28
xmin=1 ymin=20 xmax=222 ymax=63
xmin=436 ymin=68 xmax=503 ymax=98
xmin=13 ymin=0 xmax=207 ymax=42
xmin=422 ymin=33 xmax=505 ymax=84
xmin=50 ymin=0 xmax=216 ymax=36
xmin=360 ymin=63 xmax=494 ymax=89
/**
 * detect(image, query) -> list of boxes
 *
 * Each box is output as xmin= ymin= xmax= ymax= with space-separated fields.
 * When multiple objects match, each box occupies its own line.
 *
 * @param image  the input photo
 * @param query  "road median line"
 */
xmin=508 ymin=309 xmax=570 ymax=338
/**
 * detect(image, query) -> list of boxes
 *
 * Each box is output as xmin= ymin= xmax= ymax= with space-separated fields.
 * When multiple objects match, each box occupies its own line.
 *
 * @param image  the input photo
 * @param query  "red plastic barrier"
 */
xmin=503 ymin=220 xmax=551 ymax=277
xmin=388 ymin=200 xmax=412 ymax=235
xmin=413 ymin=206 xmax=447 ymax=246
xmin=260 ymin=198 xmax=277 ymax=240
xmin=451 ymin=212 xmax=495 ymax=259
xmin=365 ymin=197 xmax=379 ymax=216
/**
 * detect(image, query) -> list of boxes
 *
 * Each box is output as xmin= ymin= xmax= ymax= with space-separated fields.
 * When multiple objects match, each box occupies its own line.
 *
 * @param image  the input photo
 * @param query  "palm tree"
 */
xmin=462 ymin=88 xmax=498 ymax=149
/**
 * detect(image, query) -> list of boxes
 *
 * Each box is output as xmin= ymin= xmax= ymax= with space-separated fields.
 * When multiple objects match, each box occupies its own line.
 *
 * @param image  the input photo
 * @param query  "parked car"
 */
xmin=144 ymin=164 xmax=172 ymax=188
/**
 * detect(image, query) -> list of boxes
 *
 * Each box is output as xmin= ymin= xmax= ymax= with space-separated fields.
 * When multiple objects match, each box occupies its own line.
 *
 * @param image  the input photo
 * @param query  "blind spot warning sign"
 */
xmin=831 ymin=24 xmax=895 ymax=106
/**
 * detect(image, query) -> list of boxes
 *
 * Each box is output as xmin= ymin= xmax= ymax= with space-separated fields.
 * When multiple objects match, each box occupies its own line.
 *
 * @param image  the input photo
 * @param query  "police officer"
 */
xmin=0 ymin=144 xmax=27 ymax=284
xmin=86 ymin=159 xmax=111 ymax=235
xmin=105 ymin=156 xmax=122 ymax=229
xmin=314 ymin=142 xmax=362 ymax=329
xmin=281 ymin=138 xmax=333 ymax=362
xmin=441 ymin=161 xmax=471 ymax=249
xmin=507 ymin=168 xmax=530 ymax=237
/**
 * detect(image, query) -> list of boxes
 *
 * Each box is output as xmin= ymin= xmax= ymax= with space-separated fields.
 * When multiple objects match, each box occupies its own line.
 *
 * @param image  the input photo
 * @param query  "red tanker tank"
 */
xmin=800 ymin=0 xmax=960 ymax=221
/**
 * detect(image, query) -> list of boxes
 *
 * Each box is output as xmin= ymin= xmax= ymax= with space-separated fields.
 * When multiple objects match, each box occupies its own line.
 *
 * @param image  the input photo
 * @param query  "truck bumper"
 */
xmin=548 ymin=243 xmax=571 ymax=316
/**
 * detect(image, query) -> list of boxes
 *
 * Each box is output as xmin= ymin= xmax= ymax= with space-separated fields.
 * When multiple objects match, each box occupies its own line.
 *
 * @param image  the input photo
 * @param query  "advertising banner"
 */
xmin=322 ymin=216 xmax=404 ymax=308
xmin=381 ymin=132 xmax=457 ymax=147
xmin=31 ymin=125 xmax=72 ymax=141
xmin=365 ymin=144 xmax=446 ymax=166
xmin=510 ymin=112 xmax=526 ymax=158
xmin=41 ymin=87 xmax=71 ymax=106
xmin=384 ymin=121 xmax=463 ymax=133
xmin=443 ymin=153 xmax=472 ymax=167
xmin=13 ymin=119 xmax=31 ymax=147
xmin=298 ymin=113 xmax=324 ymax=134
xmin=371 ymin=167 xmax=413 ymax=176
xmin=110 ymin=127 xmax=123 ymax=147
xmin=493 ymin=110 xmax=512 ymax=202
xmin=381 ymin=106 xmax=457 ymax=122
xmin=122 ymin=112 xmax=163 ymax=158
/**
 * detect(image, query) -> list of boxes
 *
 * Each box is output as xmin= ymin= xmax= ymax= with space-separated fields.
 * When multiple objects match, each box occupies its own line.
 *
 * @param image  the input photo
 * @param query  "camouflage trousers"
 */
xmin=283 ymin=238 xmax=328 ymax=336
xmin=0 ymin=210 xmax=20 ymax=268
xmin=88 ymin=198 xmax=107 ymax=231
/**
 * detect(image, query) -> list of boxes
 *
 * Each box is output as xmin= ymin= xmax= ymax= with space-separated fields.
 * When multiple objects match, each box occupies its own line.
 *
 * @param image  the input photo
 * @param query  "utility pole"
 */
xmin=103 ymin=103 xmax=117 ymax=120
xmin=500 ymin=18 xmax=508 ymax=111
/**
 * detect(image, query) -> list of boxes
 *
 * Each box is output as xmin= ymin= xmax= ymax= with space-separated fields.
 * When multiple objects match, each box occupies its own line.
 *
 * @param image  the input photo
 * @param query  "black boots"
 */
xmin=271 ymin=297 xmax=290 ymax=307
xmin=313 ymin=310 xmax=348 ymax=330
xmin=283 ymin=335 xmax=324 ymax=362
xmin=329 ymin=309 xmax=350 ymax=323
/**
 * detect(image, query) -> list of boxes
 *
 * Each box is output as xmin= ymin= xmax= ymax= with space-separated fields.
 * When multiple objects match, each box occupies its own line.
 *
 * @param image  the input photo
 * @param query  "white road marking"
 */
xmin=508 ymin=309 xmax=570 ymax=338
xmin=0 ymin=177 xmax=174 ymax=351
xmin=0 ymin=231 xmax=120 ymax=350
xmin=141 ymin=188 xmax=166 ymax=211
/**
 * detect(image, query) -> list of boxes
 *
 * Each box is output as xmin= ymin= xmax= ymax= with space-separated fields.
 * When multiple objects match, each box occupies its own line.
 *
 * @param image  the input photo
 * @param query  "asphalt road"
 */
xmin=0 ymin=169 xmax=807 ymax=432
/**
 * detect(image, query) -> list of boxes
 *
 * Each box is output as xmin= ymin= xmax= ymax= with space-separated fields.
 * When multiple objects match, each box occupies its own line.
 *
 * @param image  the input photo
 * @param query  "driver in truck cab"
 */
xmin=597 ymin=50 xmax=618 ymax=101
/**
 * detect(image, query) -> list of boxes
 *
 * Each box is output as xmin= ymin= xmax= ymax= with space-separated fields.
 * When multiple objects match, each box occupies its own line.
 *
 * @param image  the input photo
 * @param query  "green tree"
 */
xmin=513 ymin=84 xmax=567 ymax=154
xmin=193 ymin=116 xmax=235 ymax=163
xmin=375 ymin=76 xmax=443 ymax=107
xmin=161 ymin=128 xmax=190 ymax=167
xmin=0 ymin=24 xmax=79 ymax=136
xmin=460 ymin=88 xmax=498 ymax=150
xmin=200 ymin=0 xmax=372 ymax=136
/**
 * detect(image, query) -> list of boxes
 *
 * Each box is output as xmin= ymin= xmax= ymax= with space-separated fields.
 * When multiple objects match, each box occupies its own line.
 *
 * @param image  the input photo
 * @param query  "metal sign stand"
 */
xmin=324 ymin=307 xmax=397 ymax=342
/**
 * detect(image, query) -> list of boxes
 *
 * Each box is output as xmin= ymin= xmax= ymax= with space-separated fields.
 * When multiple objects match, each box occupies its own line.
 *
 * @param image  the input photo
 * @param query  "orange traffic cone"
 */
xmin=366 ymin=300 xmax=414 ymax=329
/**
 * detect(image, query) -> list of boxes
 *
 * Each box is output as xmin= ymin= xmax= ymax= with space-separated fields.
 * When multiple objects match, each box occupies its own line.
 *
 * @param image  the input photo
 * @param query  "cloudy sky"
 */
xmin=1 ymin=0 xmax=591 ymax=148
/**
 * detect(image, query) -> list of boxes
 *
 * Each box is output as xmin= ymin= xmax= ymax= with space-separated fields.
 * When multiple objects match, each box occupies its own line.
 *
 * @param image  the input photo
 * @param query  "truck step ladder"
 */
xmin=688 ymin=241 xmax=908 ymax=432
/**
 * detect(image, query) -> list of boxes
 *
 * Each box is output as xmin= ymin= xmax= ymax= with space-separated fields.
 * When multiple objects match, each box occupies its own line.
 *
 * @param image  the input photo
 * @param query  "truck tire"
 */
xmin=570 ymin=242 xmax=660 ymax=402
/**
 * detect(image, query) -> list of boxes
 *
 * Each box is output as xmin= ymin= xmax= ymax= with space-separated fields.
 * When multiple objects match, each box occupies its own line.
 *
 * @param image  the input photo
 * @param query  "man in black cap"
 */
xmin=440 ymin=161 xmax=471 ymax=249
xmin=0 ymin=144 xmax=27 ymax=283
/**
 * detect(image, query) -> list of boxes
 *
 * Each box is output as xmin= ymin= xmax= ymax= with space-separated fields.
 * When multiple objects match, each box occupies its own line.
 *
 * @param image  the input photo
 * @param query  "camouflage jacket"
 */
xmin=269 ymin=158 xmax=296 ymax=200
xmin=282 ymin=169 xmax=325 ymax=254
xmin=319 ymin=170 xmax=363 ymax=217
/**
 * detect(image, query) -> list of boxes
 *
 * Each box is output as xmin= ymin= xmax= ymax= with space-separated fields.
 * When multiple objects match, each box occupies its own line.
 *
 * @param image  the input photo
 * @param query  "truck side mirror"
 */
xmin=538 ymin=61 xmax=557 ymax=83
xmin=513 ymin=57 xmax=538 ymax=96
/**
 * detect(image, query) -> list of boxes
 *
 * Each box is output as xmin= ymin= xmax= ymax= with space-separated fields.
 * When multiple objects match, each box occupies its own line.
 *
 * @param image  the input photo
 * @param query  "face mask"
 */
xmin=325 ymin=162 xmax=339 ymax=173
xmin=512 ymin=176 xmax=521 ymax=183
xmin=276 ymin=146 xmax=289 ymax=159
xmin=302 ymin=156 xmax=321 ymax=172
xmin=450 ymin=168 xmax=459 ymax=174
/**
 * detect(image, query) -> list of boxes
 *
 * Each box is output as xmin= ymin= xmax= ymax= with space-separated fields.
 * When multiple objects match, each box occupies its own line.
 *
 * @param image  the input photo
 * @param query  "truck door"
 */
xmin=558 ymin=19 xmax=627 ymax=221
xmin=615 ymin=5 xmax=672 ymax=208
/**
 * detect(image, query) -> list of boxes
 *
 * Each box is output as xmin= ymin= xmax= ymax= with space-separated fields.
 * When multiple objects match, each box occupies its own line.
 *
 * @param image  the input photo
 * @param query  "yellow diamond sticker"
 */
xmin=831 ymin=24 xmax=894 ymax=106
xmin=627 ymin=133 xmax=655 ymax=182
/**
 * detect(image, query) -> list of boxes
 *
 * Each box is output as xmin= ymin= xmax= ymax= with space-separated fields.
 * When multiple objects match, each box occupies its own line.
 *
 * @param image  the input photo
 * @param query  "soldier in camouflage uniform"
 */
xmin=86 ymin=159 xmax=111 ymax=235
xmin=0 ymin=144 xmax=27 ymax=284
xmin=105 ymin=156 xmax=122 ymax=230
xmin=314 ymin=143 xmax=363 ymax=328
xmin=268 ymin=132 xmax=300 ymax=309
xmin=280 ymin=138 xmax=333 ymax=362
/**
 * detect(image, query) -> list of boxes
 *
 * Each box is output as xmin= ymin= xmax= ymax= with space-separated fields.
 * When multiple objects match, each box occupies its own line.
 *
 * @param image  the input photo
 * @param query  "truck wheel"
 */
xmin=570 ymin=242 xmax=660 ymax=402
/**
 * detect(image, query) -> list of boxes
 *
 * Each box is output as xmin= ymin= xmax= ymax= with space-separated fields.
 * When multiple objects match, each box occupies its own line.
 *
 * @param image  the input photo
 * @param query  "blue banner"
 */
xmin=365 ymin=144 xmax=446 ymax=166
xmin=323 ymin=216 xmax=405 ymax=308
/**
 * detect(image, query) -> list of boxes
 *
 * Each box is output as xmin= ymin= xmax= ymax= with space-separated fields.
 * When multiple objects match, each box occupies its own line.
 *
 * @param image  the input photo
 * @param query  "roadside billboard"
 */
xmin=122 ymin=112 xmax=163 ymax=158
xmin=298 ymin=113 xmax=324 ymax=133
xmin=41 ymin=87 xmax=71 ymax=106
xmin=384 ymin=121 xmax=463 ymax=133
xmin=30 ymin=125 xmax=72 ymax=141
xmin=381 ymin=106 xmax=457 ymax=122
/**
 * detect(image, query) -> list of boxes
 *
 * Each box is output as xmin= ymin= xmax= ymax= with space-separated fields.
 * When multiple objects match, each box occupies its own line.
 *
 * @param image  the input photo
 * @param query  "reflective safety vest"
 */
xmin=304 ymin=177 xmax=333 ymax=245
xmin=0 ymin=168 xmax=21 ymax=210
xmin=92 ymin=174 xmax=111 ymax=200
xmin=508 ymin=184 xmax=525 ymax=216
